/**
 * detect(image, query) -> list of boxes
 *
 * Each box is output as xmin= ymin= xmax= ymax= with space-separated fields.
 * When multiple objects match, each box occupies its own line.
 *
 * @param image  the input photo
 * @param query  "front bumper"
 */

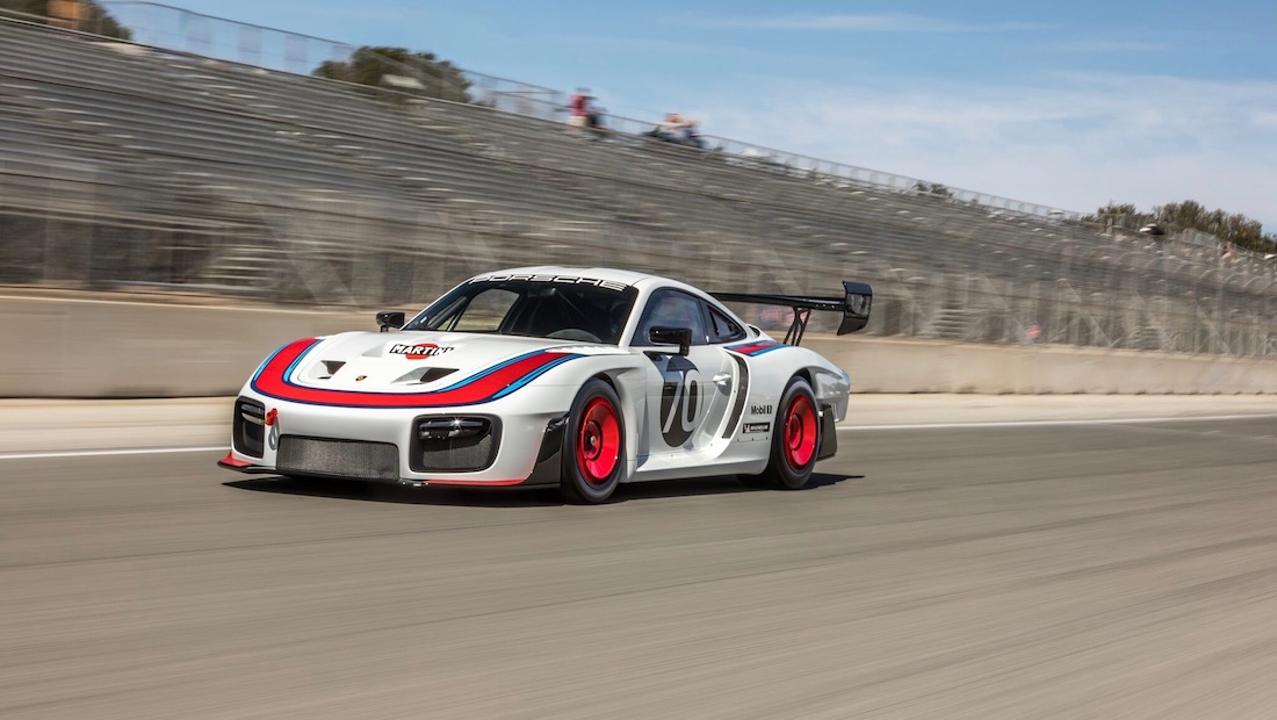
xmin=218 ymin=388 xmax=567 ymax=487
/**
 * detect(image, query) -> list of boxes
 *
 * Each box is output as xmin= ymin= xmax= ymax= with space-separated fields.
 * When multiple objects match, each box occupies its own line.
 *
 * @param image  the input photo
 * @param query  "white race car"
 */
xmin=219 ymin=267 xmax=872 ymax=503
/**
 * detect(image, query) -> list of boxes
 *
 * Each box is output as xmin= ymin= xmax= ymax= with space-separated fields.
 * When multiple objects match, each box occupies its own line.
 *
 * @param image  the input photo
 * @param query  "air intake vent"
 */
xmin=233 ymin=398 xmax=265 ymax=458
xmin=410 ymin=416 xmax=499 ymax=473
xmin=394 ymin=367 xmax=459 ymax=385
xmin=417 ymin=367 xmax=458 ymax=384
xmin=319 ymin=360 xmax=346 ymax=379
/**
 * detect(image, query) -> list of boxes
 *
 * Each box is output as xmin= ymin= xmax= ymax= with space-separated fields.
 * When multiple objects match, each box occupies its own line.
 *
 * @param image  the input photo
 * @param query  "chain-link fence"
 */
xmin=1 ymin=9 xmax=1274 ymax=358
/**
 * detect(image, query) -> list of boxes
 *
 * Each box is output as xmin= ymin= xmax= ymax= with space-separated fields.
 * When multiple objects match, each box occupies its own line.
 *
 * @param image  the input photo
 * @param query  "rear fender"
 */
xmin=738 ymin=346 xmax=850 ymax=427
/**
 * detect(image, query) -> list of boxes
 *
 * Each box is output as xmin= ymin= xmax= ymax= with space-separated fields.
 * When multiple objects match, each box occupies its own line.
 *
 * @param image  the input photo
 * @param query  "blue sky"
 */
xmin=122 ymin=1 xmax=1276 ymax=228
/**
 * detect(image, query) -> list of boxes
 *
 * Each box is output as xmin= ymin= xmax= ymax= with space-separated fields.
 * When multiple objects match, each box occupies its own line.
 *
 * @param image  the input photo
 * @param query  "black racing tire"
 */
xmin=750 ymin=376 xmax=820 ymax=490
xmin=560 ymin=378 xmax=625 ymax=504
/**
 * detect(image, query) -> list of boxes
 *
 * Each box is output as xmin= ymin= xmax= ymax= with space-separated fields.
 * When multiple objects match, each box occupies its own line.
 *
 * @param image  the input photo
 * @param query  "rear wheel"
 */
xmin=560 ymin=378 xmax=625 ymax=504
xmin=750 ymin=376 xmax=820 ymax=490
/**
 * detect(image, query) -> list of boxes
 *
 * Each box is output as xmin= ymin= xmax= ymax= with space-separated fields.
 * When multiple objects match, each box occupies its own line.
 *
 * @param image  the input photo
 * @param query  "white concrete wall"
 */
xmin=0 ymin=295 xmax=366 ymax=397
xmin=1 ymin=295 xmax=1273 ymax=397
xmin=806 ymin=337 xmax=1277 ymax=394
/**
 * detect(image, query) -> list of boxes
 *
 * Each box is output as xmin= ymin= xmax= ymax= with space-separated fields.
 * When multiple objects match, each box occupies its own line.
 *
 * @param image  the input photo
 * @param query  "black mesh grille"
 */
xmin=233 ymin=398 xmax=265 ymax=458
xmin=277 ymin=436 xmax=399 ymax=481
xmin=410 ymin=416 xmax=500 ymax=473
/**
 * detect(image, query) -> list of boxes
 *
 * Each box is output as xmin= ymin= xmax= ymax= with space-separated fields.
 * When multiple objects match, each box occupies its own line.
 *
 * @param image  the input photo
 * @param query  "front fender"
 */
xmin=523 ymin=352 xmax=648 ymax=480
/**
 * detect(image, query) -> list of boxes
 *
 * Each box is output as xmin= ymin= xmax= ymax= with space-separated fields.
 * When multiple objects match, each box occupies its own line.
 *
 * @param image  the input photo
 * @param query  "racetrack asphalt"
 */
xmin=4 ymin=417 xmax=1277 ymax=719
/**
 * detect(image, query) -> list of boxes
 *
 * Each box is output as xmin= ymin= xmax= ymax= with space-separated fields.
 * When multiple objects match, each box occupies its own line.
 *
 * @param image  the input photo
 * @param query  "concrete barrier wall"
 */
xmin=807 ymin=337 xmax=1277 ymax=394
xmin=0 ymin=295 xmax=366 ymax=397
xmin=1 ymin=295 xmax=1273 ymax=397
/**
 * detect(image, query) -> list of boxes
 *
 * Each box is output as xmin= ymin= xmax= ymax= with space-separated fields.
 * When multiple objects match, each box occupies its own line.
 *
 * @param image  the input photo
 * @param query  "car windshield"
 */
xmin=403 ymin=278 xmax=639 ymax=345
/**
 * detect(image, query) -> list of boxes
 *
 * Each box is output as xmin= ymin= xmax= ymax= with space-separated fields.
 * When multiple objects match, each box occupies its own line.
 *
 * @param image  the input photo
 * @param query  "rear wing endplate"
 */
xmin=711 ymin=281 xmax=873 ymax=346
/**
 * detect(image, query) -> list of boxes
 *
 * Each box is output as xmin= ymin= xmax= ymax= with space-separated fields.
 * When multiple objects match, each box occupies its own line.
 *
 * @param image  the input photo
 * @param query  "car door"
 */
xmin=633 ymin=289 xmax=735 ymax=458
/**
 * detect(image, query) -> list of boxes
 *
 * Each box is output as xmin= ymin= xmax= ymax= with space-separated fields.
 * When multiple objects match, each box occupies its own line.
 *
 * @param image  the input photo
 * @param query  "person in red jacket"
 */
xmin=568 ymin=88 xmax=592 ymax=129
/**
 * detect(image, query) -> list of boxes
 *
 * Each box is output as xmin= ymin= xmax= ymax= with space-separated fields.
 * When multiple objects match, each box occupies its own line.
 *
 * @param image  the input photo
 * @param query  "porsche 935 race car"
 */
xmin=218 ymin=267 xmax=872 ymax=503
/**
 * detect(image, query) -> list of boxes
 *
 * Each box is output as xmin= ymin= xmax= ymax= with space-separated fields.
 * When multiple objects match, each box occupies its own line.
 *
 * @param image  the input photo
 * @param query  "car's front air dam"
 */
xmin=217 ymin=452 xmax=277 ymax=474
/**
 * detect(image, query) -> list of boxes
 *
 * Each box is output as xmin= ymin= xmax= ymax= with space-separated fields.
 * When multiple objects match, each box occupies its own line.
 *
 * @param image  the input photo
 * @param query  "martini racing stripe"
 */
xmin=726 ymin=339 xmax=786 ymax=356
xmin=250 ymin=337 xmax=583 ymax=408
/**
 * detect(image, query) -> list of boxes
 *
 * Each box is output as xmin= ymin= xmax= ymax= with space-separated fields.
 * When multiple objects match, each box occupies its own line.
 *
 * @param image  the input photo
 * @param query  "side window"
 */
xmin=706 ymin=304 xmax=746 ymax=344
xmin=634 ymin=289 xmax=709 ymax=346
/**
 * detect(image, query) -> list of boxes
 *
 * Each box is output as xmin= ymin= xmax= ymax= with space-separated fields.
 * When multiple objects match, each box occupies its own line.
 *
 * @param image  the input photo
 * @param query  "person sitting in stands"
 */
xmin=587 ymin=105 xmax=605 ymax=132
xmin=649 ymin=113 xmax=686 ymax=143
xmin=683 ymin=119 xmax=704 ymax=149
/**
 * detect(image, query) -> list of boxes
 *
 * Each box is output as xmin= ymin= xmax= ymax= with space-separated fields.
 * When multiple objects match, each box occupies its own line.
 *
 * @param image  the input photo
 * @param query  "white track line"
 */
xmin=1 ymin=413 xmax=1274 ymax=459
xmin=838 ymin=413 xmax=1277 ymax=431
xmin=0 ymin=446 xmax=226 ymax=461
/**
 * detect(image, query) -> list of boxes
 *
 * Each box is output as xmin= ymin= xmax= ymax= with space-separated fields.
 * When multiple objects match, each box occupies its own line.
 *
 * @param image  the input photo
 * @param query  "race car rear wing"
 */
xmin=711 ymin=281 xmax=873 ymax=346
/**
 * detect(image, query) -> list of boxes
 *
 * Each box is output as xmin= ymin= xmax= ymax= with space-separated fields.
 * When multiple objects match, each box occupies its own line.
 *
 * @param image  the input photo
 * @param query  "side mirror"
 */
xmin=376 ymin=311 xmax=405 ymax=332
xmin=648 ymin=326 xmax=691 ymax=356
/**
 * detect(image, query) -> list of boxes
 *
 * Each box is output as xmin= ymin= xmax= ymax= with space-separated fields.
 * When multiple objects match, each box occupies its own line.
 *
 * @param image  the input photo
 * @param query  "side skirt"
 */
xmin=817 ymin=404 xmax=838 ymax=460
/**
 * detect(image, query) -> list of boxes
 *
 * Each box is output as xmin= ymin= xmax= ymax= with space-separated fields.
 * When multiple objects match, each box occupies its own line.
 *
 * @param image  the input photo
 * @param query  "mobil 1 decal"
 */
xmin=660 ymin=356 xmax=701 ymax=447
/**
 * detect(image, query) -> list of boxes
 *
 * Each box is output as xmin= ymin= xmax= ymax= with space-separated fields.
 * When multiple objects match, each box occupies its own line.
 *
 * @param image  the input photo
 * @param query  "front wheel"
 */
xmin=751 ymin=376 xmax=820 ymax=490
xmin=560 ymin=378 xmax=625 ymax=504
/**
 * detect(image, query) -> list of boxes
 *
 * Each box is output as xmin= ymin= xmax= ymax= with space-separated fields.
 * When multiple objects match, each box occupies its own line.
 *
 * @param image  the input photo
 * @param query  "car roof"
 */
xmin=475 ymin=267 xmax=753 ymax=333
xmin=485 ymin=266 xmax=735 ymax=306
xmin=485 ymin=265 xmax=653 ymax=285
xmin=485 ymin=266 xmax=665 ymax=287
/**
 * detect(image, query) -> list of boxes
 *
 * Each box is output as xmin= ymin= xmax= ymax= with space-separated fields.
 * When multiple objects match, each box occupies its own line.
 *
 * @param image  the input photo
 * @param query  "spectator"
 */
xmin=1025 ymin=321 xmax=1042 ymax=344
xmin=648 ymin=113 xmax=682 ymax=142
xmin=568 ymin=88 xmax=592 ymax=129
xmin=683 ymin=119 xmax=704 ymax=149
xmin=587 ymin=105 xmax=606 ymax=132
xmin=646 ymin=113 xmax=704 ymax=148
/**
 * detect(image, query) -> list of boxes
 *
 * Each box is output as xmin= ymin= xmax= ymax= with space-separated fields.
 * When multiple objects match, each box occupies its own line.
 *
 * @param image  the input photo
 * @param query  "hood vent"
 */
xmin=393 ymin=367 xmax=459 ymax=385
xmin=318 ymin=360 xmax=346 ymax=379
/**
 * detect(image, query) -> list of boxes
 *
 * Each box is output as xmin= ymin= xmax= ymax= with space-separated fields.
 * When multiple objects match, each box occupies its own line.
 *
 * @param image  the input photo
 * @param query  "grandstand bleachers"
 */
xmin=0 ymin=15 xmax=1273 ymax=356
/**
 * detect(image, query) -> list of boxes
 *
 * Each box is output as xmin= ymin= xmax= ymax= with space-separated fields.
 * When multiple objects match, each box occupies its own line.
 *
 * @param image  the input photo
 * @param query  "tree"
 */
xmin=313 ymin=46 xmax=470 ymax=103
xmin=1086 ymin=200 xmax=1277 ymax=254
xmin=0 ymin=0 xmax=132 ymax=40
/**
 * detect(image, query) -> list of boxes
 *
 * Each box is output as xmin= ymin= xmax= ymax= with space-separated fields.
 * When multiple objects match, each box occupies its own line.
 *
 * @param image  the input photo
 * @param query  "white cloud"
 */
xmin=696 ymin=13 xmax=1049 ymax=33
xmin=684 ymin=74 xmax=1277 ymax=228
xmin=1042 ymin=39 xmax=1170 ymax=53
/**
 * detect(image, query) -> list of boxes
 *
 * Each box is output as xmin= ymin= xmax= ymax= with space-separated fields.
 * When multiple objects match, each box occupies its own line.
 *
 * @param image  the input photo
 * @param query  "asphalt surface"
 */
xmin=4 ymin=417 xmax=1277 ymax=719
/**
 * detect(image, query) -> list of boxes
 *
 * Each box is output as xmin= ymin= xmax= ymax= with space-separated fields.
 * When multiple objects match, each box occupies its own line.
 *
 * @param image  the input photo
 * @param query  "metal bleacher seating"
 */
xmin=0 ymin=15 xmax=1272 ymax=356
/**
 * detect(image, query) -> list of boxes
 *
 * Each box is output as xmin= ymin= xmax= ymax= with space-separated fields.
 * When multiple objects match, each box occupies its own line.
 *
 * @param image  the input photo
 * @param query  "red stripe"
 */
xmin=252 ymin=338 xmax=567 ymax=408
xmin=729 ymin=340 xmax=778 ymax=355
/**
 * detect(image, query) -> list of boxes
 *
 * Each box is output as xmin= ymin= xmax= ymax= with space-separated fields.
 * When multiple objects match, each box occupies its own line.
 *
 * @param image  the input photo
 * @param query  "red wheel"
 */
xmin=782 ymin=393 xmax=818 ymax=470
xmin=746 ymin=376 xmax=820 ymax=490
xmin=561 ymin=379 xmax=625 ymax=503
xmin=577 ymin=397 xmax=621 ymax=484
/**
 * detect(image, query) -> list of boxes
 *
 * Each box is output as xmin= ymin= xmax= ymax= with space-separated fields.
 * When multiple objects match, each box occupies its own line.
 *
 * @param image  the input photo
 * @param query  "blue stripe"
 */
xmin=490 ymin=353 xmax=580 ymax=399
xmin=251 ymin=341 xmax=294 ymax=384
xmin=726 ymin=340 xmax=787 ymax=356
xmin=254 ymin=342 xmax=583 ymax=407
xmin=748 ymin=344 xmax=787 ymax=356
xmin=282 ymin=340 xmax=320 ymax=383
xmin=435 ymin=349 xmax=548 ymax=392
